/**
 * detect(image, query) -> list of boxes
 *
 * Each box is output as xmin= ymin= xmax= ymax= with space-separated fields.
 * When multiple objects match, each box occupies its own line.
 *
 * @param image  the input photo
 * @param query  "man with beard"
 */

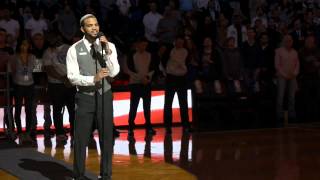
xmin=66 ymin=14 xmax=119 ymax=180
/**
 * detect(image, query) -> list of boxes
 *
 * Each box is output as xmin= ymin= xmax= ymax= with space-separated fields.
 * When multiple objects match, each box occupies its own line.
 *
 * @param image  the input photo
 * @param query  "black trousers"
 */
xmin=128 ymin=84 xmax=152 ymax=130
xmin=73 ymin=91 xmax=113 ymax=179
xmin=164 ymin=74 xmax=190 ymax=129
xmin=14 ymin=84 xmax=34 ymax=134
xmin=48 ymin=83 xmax=76 ymax=135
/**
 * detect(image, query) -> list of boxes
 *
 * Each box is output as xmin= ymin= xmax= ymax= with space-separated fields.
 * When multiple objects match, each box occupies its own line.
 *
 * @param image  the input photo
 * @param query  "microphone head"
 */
xmin=97 ymin=32 xmax=105 ymax=38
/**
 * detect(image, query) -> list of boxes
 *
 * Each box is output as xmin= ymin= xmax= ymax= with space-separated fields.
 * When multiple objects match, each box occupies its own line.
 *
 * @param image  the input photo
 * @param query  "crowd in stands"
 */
xmin=0 ymin=0 xmax=320 ymax=140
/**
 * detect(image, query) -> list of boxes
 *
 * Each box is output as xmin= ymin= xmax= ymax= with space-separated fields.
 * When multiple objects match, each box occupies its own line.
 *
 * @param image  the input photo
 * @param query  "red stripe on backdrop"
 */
xmin=0 ymin=108 xmax=193 ymax=132
xmin=113 ymin=91 xmax=165 ymax=101
xmin=114 ymin=108 xmax=193 ymax=126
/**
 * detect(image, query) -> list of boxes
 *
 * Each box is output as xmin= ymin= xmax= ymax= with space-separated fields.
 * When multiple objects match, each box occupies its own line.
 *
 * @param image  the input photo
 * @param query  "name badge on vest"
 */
xmin=79 ymin=52 xmax=87 ymax=55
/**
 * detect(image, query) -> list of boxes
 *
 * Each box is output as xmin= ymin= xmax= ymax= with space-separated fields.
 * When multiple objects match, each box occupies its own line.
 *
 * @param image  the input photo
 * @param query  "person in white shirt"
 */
xmin=0 ymin=6 xmax=20 ymax=50
xmin=57 ymin=5 xmax=77 ymax=43
xmin=43 ymin=33 xmax=76 ymax=141
xmin=116 ymin=0 xmax=131 ymax=16
xmin=227 ymin=13 xmax=248 ymax=47
xmin=251 ymin=7 xmax=268 ymax=28
xmin=66 ymin=14 xmax=119 ymax=180
xmin=143 ymin=2 xmax=162 ymax=53
xmin=24 ymin=9 xmax=48 ymax=40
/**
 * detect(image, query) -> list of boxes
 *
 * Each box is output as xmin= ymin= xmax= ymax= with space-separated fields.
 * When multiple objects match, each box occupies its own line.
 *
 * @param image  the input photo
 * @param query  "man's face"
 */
xmin=260 ymin=35 xmax=269 ymax=45
xmin=227 ymin=38 xmax=235 ymax=48
xmin=294 ymin=20 xmax=301 ymax=30
xmin=81 ymin=17 xmax=99 ymax=39
xmin=20 ymin=40 xmax=30 ymax=52
xmin=32 ymin=34 xmax=45 ymax=49
xmin=150 ymin=3 xmax=157 ymax=12
xmin=203 ymin=37 xmax=212 ymax=47
xmin=247 ymin=30 xmax=256 ymax=40
xmin=284 ymin=35 xmax=293 ymax=49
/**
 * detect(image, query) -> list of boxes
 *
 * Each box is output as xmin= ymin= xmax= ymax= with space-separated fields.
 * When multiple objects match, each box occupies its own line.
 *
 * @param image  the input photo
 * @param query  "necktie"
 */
xmin=91 ymin=43 xmax=107 ymax=68
xmin=91 ymin=43 xmax=98 ymax=59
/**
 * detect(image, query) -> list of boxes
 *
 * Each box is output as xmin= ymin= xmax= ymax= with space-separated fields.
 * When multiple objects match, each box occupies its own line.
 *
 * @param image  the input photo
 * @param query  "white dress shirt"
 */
xmin=66 ymin=37 xmax=120 ymax=87
xmin=25 ymin=17 xmax=48 ymax=36
xmin=43 ymin=44 xmax=70 ymax=83
xmin=227 ymin=24 xmax=248 ymax=47
xmin=143 ymin=12 xmax=162 ymax=42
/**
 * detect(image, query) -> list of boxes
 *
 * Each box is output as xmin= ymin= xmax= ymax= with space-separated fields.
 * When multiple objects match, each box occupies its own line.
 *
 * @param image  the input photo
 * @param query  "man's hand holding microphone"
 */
xmin=94 ymin=32 xmax=110 ymax=83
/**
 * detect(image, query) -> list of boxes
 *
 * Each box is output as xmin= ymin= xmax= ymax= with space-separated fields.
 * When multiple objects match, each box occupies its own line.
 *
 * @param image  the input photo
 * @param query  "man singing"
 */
xmin=66 ymin=14 xmax=120 ymax=180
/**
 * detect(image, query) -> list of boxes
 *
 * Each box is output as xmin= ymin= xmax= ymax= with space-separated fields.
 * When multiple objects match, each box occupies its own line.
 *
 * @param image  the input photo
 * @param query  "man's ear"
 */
xmin=80 ymin=27 xmax=84 ymax=33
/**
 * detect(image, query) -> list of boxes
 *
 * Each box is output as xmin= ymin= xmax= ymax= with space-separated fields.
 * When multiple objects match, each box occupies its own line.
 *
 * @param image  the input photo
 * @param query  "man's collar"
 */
xmin=82 ymin=36 xmax=100 ymax=47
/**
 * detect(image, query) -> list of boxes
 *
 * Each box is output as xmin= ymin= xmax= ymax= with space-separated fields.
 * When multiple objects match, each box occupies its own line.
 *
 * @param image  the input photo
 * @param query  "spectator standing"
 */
xmin=10 ymin=40 xmax=36 ymax=141
xmin=124 ymin=38 xmax=156 ymax=137
xmin=216 ymin=13 xmax=229 ymax=47
xmin=182 ymin=11 xmax=197 ymax=37
xmin=116 ymin=0 xmax=131 ymax=16
xmin=275 ymin=34 xmax=299 ymax=127
xmin=43 ymin=33 xmax=76 ymax=140
xmin=199 ymin=36 xmax=223 ymax=93
xmin=0 ymin=28 xmax=15 ymax=133
xmin=249 ymin=0 xmax=266 ymax=19
xmin=241 ymin=28 xmax=261 ymax=93
xmin=57 ymin=5 xmax=77 ymax=43
xmin=227 ymin=12 xmax=248 ymax=47
xmin=24 ymin=8 xmax=47 ymax=40
xmin=143 ymin=2 xmax=162 ymax=54
xmin=30 ymin=32 xmax=52 ymax=137
xmin=222 ymin=37 xmax=244 ymax=94
xmin=0 ymin=5 xmax=20 ymax=51
xmin=298 ymin=35 xmax=320 ymax=122
xmin=157 ymin=7 xmax=182 ymax=47
xmin=21 ymin=6 xmax=32 ymax=25
xmin=290 ymin=18 xmax=306 ymax=50
xmin=251 ymin=7 xmax=268 ymax=28
xmin=257 ymin=32 xmax=275 ymax=93
xmin=164 ymin=36 xmax=192 ymax=134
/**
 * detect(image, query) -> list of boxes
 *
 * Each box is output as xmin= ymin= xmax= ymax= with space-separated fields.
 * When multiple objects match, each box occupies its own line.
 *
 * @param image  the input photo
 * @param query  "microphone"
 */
xmin=96 ymin=32 xmax=105 ymax=44
xmin=96 ymin=32 xmax=112 ymax=55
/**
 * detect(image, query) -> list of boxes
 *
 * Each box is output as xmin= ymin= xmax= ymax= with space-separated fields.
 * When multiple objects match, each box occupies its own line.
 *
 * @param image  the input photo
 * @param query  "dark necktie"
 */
xmin=91 ymin=43 xmax=106 ymax=68
xmin=91 ymin=43 xmax=98 ymax=60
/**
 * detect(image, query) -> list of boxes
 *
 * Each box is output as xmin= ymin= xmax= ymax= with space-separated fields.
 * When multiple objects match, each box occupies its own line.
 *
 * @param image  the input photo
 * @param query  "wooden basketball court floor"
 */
xmin=2 ymin=126 xmax=320 ymax=180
